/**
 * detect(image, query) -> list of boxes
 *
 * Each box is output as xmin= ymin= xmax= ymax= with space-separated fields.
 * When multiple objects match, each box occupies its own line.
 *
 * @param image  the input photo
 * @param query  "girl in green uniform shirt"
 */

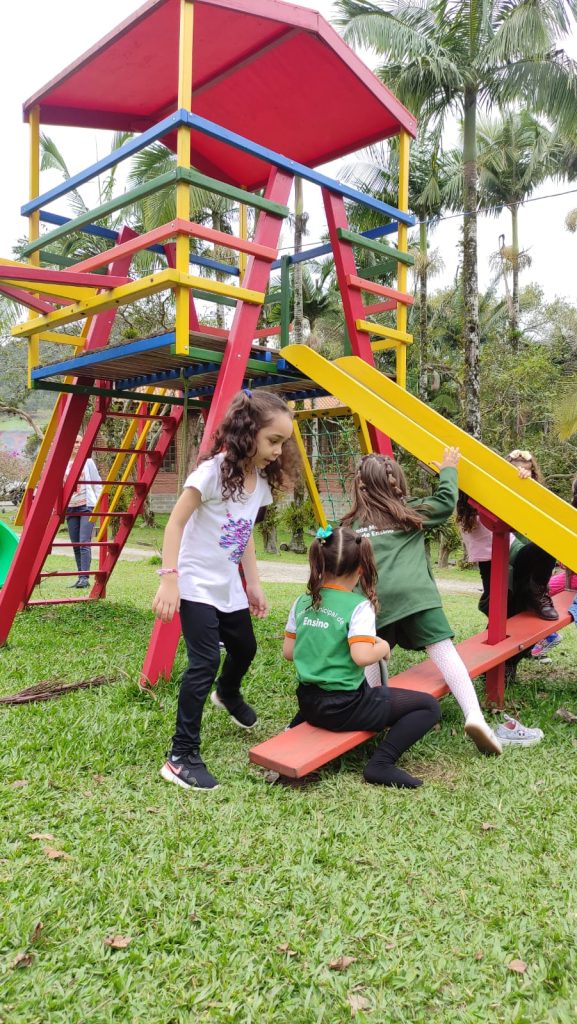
xmin=342 ymin=448 xmax=501 ymax=757
xmin=283 ymin=526 xmax=441 ymax=788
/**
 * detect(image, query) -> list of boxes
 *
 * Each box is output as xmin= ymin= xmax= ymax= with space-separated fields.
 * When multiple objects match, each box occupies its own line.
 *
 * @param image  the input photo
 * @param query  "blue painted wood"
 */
xmin=184 ymin=110 xmax=416 ymax=226
xmin=271 ymin=223 xmax=398 ymax=270
xmin=22 ymin=112 xmax=187 ymax=216
xmin=30 ymin=333 xmax=177 ymax=380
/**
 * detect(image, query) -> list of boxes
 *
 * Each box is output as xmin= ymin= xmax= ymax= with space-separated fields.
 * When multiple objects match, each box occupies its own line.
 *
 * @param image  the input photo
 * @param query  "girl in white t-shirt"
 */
xmin=153 ymin=390 xmax=296 ymax=791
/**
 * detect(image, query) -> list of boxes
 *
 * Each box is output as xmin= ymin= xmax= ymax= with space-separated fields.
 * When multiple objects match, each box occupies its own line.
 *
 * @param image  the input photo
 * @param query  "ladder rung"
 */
xmin=59 ymin=510 xmax=133 ymax=517
xmin=39 ymin=570 xmax=98 ymax=579
xmin=106 ymin=412 xmax=173 ymax=421
xmin=27 ymin=597 xmax=93 ymax=606
xmin=91 ymin=446 xmax=151 ymax=454
xmin=50 ymin=541 xmax=119 ymax=548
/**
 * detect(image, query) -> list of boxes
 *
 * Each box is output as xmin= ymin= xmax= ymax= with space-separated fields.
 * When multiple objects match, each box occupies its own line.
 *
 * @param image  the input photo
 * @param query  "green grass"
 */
xmin=1 ymin=565 xmax=577 ymax=1022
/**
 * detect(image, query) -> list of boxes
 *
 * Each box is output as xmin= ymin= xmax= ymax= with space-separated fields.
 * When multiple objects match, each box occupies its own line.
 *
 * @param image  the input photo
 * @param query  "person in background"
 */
xmin=65 ymin=436 xmax=102 ymax=589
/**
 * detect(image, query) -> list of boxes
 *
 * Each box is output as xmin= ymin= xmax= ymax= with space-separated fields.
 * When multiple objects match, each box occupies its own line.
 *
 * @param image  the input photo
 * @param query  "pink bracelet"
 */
xmin=157 ymin=568 xmax=179 ymax=577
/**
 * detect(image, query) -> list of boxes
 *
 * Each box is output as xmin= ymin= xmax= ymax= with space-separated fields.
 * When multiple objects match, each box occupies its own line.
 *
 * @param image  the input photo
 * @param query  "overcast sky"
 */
xmin=1 ymin=0 xmax=576 ymax=305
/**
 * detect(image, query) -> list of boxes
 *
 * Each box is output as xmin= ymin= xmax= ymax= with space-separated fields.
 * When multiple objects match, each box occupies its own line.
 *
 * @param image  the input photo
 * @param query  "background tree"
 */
xmin=335 ymin=0 xmax=577 ymax=438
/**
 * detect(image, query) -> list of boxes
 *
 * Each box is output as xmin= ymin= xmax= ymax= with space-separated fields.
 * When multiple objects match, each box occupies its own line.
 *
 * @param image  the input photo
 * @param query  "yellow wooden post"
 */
xmin=292 ymin=418 xmax=327 ymax=527
xmin=238 ymin=202 xmax=248 ymax=280
xmin=396 ymin=129 xmax=410 ymax=390
xmin=27 ymin=105 xmax=41 ymax=386
xmin=175 ymin=0 xmax=194 ymax=356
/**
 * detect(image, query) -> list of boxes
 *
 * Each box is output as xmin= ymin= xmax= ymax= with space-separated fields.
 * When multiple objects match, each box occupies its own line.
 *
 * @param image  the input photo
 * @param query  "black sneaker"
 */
xmin=76 ymin=578 xmax=90 ymax=589
xmin=160 ymin=751 xmax=219 ymax=791
xmin=210 ymin=689 xmax=258 ymax=729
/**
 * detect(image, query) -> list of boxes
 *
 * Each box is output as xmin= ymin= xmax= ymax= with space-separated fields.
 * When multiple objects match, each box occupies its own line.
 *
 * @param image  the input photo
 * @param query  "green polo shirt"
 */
xmin=285 ymin=587 xmax=376 ymax=691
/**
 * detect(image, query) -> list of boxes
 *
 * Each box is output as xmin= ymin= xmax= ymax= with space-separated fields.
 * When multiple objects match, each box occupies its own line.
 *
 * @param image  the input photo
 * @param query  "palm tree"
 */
xmin=476 ymin=113 xmax=559 ymax=348
xmin=335 ymin=0 xmax=577 ymax=438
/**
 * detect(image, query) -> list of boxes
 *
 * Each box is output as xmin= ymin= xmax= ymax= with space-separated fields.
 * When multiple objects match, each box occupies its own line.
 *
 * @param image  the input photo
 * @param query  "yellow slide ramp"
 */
xmin=282 ymin=346 xmax=577 ymax=569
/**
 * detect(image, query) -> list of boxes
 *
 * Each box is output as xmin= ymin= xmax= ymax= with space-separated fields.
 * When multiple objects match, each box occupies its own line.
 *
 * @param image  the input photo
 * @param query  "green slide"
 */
xmin=0 ymin=519 xmax=18 ymax=587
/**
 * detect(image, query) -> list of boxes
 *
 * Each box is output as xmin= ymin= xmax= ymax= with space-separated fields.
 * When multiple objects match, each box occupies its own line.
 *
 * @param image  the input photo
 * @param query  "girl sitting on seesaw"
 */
xmin=342 ymin=448 xmax=501 ymax=756
xmin=283 ymin=526 xmax=441 ymax=788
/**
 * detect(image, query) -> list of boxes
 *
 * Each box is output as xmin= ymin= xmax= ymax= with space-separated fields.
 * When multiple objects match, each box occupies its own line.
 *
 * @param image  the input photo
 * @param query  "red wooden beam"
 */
xmin=347 ymin=274 xmax=414 ymax=305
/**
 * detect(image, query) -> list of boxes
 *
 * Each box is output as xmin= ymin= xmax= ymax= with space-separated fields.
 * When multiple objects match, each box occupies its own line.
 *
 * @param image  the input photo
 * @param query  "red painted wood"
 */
xmin=323 ymin=190 xmax=392 ymax=457
xmin=249 ymin=592 xmax=575 ymax=776
xmin=346 ymin=274 xmax=414 ymax=305
xmin=0 ymin=228 xmax=138 ymax=642
xmin=0 ymin=283 xmax=56 ymax=313
xmin=363 ymin=299 xmax=396 ymax=316
xmin=0 ymin=264 xmax=130 ymax=289
xmin=140 ymin=613 xmax=183 ymax=688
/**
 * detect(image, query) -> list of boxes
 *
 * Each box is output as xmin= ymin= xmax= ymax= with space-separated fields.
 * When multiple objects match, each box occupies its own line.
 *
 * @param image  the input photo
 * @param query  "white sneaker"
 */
xmin=494 ymin=715 xmax=544 ymax=748
xmin=464 ymin=713 xmax=502 ymax=756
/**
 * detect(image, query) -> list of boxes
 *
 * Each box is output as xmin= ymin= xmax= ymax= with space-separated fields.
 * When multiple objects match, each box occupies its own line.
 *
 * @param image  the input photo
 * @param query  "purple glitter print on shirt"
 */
xmin=219 ymin=512 xmax=253 ymax=563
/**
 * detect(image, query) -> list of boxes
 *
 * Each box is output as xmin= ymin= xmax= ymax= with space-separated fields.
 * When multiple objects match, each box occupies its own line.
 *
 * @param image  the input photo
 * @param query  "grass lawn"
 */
xmin=2 ymin=564 xmax=577 ymax=1023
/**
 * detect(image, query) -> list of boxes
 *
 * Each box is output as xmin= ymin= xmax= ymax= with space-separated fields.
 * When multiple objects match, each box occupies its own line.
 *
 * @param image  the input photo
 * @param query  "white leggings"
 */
xmin=426 ymin=639 xmax=482 ymax=720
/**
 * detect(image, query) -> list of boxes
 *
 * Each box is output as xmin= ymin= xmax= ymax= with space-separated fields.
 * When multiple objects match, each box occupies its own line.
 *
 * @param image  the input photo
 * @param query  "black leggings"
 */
xmin=478 ymin=544 xmax=556 ymax=617
xmin=172 ymin=600 xmax=257 ymax=755
xmin=297 ymin=680 xmax=440 ymax=768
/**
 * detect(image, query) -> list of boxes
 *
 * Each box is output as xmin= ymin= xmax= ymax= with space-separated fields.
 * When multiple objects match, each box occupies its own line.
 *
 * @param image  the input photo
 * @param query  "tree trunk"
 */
xmin=292 ymin=178 xmax=308 ymax=344
xmin=437 ymin=538 xmax=450 ymax=568
xmin=418 ymin=219 xmax=429 ymax=403
xmin=212 ymin=210 xmax=226 ymax=330
xmin=462 ymin=86 xmax=481 ymax=440
xmin=510 ymin=203 xmax=520 ymax=351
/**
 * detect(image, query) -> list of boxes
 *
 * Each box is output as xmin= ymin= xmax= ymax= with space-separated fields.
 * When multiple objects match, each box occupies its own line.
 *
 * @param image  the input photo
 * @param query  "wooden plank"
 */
xmin=22 ymin=170 xmax=178 ymax=256
xmin=250 ymin=592 xmax=576 ymax=776
xmin=177 ymin=168 xmax=289 ymax=217
xmin=356 ymin=319 xmax=413 ymax=345
xmin=346 ymin=274 xmax=414 ymax=305
xmin=337 ymin=227 xmax=414 ymax=266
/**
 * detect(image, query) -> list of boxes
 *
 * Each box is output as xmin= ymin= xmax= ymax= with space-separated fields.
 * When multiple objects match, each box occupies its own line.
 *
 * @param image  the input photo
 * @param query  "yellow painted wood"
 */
xmin=37 ymin=331 xmax=84 ymax=346
xmin=396 ymin=129 xmax=411 ymax=389
xmin=27 ymin=106 xmax=41 ymax=386
xmin=14 ymin=269 xmax=264 ymax=338
xmin=0 ymin=278 xmax=100 ymax=301
xmin=291 ymin=419 xmax=327 ymax=527
xmin=352 ymin=412 xmax=372 ymax=455
xmin=182 ymin=273 xmax=264 ymax=303
xmin=174 ymin=0 xmax=195 ymax=356
xmin=355 ymin=319 xmax=412 ymax=345
xmin=94 ymin=388 xmax=166 ymax=535
xmin=282 ymin=345 xmax=577 ymax=568
xmin=238 ymin=202 xmax=248 ymax=278
xmin=13 ymin=269 xmax=180 ymax=336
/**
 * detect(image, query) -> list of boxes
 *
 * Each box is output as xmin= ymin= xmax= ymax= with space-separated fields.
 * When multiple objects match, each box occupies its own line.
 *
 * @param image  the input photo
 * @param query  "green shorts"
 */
xmin=377 ymin=606 xmax=454 ymax=652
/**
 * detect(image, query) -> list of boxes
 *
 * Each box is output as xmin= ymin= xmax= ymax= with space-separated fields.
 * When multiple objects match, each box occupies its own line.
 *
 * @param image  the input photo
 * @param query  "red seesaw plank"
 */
xmin=249 ymin=592 xmax=575 ymax=777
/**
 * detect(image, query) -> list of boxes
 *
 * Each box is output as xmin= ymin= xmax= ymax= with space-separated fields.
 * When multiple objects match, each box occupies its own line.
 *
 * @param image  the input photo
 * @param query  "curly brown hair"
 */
xmin=341 ymin=454 xmax=424 ymax=533
xmin=205 ymin=390 xmax=299 ymax=499
xmin=307 ymin=527 xmax=379 ymax=610
xmin=456 ymin=491 xmax=478 ymax=532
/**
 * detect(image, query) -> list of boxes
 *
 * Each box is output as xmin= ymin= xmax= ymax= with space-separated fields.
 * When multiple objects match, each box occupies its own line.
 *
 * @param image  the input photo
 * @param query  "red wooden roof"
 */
xmin=23 ymin=0 xmax=416 ymax=190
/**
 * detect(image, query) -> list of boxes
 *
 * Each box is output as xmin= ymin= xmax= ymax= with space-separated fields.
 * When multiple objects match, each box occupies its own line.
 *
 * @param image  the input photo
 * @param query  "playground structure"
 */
xmin=0 ymin=0 xmax=576 ymax=735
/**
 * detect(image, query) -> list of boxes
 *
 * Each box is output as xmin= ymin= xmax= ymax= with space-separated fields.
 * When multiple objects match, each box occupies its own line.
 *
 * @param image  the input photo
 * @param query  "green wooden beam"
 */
xmin=31 ymin=379 xmax=206 ymax=407
xmin=359 ymin=260 xmax=397 ymax=281
xmin=177 ymin=168 xmax=289 ymax=218
xmin=22 ymin=170 xmax=178 ymax=256
xmin=337 ymin=227 xmax=414 ymax=267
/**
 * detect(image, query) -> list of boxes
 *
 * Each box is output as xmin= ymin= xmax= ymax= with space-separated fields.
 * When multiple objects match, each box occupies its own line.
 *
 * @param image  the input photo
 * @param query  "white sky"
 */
xmin=0 ymin=0 xmax=576 ymax=304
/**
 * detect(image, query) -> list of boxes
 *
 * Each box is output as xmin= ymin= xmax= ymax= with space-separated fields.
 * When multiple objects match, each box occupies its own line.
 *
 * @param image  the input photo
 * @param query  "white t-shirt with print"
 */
xmin=178 ymin=453 xmax=273 ymax=612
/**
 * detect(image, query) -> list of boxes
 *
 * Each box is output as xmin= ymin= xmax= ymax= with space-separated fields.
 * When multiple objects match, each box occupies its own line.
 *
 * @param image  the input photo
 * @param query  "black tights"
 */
xmin=296 ymin=680 xmax=441 ymax=786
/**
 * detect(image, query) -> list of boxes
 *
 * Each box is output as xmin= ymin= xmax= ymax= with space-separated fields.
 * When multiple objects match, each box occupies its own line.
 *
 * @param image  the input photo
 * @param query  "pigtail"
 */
xmin=307 ymin=538 xmax=327 ymax=609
